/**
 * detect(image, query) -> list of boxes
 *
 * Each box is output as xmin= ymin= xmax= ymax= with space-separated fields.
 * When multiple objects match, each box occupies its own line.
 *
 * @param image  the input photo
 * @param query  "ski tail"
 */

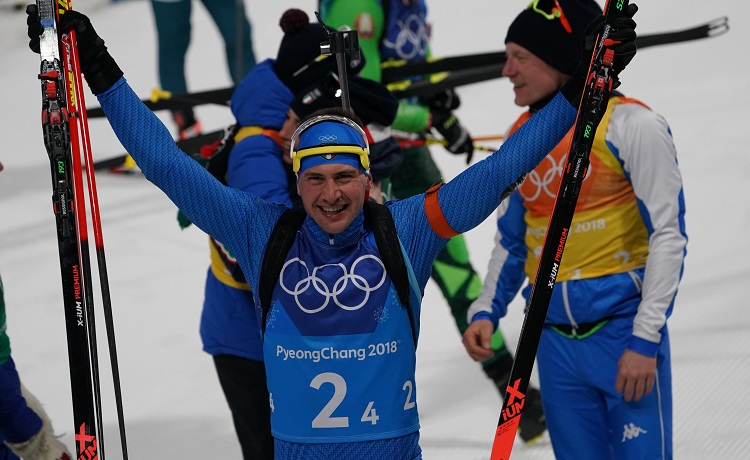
xmin=489 ymin=1 xmax=630 ymax=459
xmin=92 ymin=129 xmax=226 ymax=173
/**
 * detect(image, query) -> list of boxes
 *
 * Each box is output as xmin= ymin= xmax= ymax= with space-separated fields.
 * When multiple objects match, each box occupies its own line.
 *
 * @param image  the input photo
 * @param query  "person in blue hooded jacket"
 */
xmin=0 ymin=274 xmax=72 ymax=460
xmin=192 ymin=9 xmax=396 ymax=460
xmin=197 ymin=58 xmax=288 ymax=460
xmin=26 ymin=5 xmax=636 ymax=459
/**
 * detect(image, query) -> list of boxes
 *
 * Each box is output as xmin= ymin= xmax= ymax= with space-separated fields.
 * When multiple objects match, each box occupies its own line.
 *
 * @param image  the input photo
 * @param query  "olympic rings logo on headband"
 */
xmin=319 ymin=135 xmax=338 ymax=142
xmin=280 ymin=255 xmax=387 ymax=313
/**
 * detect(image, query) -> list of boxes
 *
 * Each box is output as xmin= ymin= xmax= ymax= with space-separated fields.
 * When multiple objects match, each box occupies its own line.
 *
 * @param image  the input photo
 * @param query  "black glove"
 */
xmin=424 ymin=88 xmax=461 ymax=112
xmin=25 ymin=5 xmax=43 ymax=53
xmin=561 ymin=3 xmax=638 ymax=106
xmin=430 ymin=110 xmax=474 ymax=164
xmin=26 ymin=5 xmax=123 ymax=94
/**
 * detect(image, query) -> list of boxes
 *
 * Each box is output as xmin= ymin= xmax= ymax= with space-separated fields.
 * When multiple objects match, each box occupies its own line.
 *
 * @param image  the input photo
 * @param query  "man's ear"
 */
xmin=364 ymin=174 xmax=372 ymax=201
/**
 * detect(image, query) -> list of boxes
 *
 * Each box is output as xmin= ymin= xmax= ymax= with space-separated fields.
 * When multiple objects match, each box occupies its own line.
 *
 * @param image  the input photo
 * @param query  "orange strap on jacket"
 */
xmin=235 ymin=126 xmax=285 ymax=149
xmin=424 ymin=183 xmax=459 ymax=239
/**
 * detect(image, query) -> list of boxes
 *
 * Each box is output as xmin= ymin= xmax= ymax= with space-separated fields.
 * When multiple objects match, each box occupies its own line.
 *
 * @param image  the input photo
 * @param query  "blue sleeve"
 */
xmin=467 ymin=194 xmax=528 ymax=326
xmin=96 ymin=78 xmax=283 ymax=288
xmin=227 ymin=135 xmax=292 ymax=207
xmin=491 ymin=194 xmax=529 ymax=320
xmin=437 ymin=93 xmax=576 ymax=233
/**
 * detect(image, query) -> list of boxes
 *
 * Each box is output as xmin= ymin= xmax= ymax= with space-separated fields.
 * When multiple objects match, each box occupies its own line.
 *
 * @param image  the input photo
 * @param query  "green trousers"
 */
xmin=389 ymin=145 xmax=511 ymax=374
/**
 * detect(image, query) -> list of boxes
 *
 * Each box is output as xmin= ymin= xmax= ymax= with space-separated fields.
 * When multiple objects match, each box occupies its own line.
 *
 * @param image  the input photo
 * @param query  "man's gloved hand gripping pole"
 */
xmin=27 ymin=5 xmax=123 ymax=95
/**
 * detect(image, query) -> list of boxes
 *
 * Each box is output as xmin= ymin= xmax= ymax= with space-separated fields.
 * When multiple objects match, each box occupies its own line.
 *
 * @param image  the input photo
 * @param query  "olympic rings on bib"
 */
xmin=280 ymin=255 xmax=387 ymax=313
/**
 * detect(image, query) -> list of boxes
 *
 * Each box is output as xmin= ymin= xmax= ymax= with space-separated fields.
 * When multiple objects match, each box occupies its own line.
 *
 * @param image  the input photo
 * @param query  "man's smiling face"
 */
xmin=296 ymin=162 xmax=371 ymax=234
xmin=503 ymin=42 xmax=569 ymax=107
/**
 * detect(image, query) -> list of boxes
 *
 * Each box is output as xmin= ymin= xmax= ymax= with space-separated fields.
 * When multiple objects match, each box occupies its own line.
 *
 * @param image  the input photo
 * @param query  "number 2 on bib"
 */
xmin=309 ymin=372 xmax=416 ymax=428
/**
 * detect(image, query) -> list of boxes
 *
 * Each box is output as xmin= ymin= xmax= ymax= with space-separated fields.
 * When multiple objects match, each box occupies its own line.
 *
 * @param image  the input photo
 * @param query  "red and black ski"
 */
xmin=34 ymin=1 xmax=128 ymax=458
xmin=490 ymin=1 xmax=631 ymax=458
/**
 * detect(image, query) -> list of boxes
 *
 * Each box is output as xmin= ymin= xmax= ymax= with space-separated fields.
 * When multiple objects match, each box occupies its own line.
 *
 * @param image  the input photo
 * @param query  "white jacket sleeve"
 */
xmin=606 ymin=103 xmax=687 ymax=346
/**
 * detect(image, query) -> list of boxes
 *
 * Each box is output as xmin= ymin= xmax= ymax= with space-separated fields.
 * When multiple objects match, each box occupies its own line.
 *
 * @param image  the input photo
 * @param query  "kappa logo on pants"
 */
xmin=621 ymin=422 xmax=648 ymax=442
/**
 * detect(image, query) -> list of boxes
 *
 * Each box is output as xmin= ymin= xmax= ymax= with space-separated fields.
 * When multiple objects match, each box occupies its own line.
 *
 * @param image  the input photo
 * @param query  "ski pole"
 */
xmin=65 ymin=5 xmax=129 ymax=457
xmin=397 ymin=137 xmax=499 ymax=152
xmin=393 ymin=131 xmax=504 ymax=151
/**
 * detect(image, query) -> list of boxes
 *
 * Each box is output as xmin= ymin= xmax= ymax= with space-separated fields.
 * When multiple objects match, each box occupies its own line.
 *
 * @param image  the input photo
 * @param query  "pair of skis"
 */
xmin=379 ymin=15 xmax=728 ymax=82
xmin=382 ymin=15 xmax=727 ymax=98
xmin=490 ymin=0 xmax=630 ymax=458
xmin=82 ymin=15 xmax=728 ymax=119
xmin=86 ymin=14 xmax=727 ymax=174
xmin=34 ymin=1 xmax=127 ymax=459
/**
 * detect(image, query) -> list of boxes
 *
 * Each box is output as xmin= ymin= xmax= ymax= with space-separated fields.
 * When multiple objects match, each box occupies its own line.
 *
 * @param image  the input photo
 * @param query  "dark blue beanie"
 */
xmin=505 ymin=0 xmax=602 ymax=75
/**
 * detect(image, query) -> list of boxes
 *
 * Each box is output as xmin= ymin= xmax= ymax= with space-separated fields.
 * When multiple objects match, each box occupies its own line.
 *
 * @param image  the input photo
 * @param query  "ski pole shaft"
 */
xmin=397 ymin=137 xmax=498 ymax=152
xmin=67 ymin=13 xmax=129 ymax=458
xmin=57 ymin=18 xmax=108 ymax=460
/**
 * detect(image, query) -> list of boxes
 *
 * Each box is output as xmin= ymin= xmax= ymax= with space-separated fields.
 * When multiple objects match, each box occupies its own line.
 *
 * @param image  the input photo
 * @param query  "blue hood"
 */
xmin=231 ymin=59 xmax=293 ymax=129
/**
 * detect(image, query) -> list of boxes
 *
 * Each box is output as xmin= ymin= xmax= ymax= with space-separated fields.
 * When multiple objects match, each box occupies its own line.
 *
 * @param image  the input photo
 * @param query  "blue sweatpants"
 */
xmin=0 ymin=358 xmax=43 ymax=459
xmin=537 ymin=316 xmax=673 ymax=460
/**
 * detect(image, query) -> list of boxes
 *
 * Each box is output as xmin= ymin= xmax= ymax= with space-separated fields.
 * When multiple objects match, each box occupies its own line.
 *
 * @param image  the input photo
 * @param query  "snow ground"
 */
xmin=0 ymin=0 xmax=748 ymax=458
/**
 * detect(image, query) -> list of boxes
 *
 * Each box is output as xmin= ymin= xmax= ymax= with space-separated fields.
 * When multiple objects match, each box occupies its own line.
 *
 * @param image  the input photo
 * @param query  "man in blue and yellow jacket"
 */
xmin=464 ymin=1 xmax=686 ymax=459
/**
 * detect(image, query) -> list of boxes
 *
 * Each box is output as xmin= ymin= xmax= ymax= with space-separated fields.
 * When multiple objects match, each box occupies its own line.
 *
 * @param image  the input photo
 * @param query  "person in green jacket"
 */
xmin=319 ymin=0 xmax=547 ymax=443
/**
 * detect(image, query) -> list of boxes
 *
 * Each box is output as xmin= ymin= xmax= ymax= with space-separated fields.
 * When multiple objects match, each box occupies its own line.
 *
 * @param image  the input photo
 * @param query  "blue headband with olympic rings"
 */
xmin=290 ymin=115 xmax=370 ymax=174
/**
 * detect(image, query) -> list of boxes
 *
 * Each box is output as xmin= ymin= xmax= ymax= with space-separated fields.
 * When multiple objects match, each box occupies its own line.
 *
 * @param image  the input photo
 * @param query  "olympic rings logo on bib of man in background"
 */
xmin=280 ymin=255 xmax=387 ymax=313
xmin=519 ymin=154 xmax=593 ymax=202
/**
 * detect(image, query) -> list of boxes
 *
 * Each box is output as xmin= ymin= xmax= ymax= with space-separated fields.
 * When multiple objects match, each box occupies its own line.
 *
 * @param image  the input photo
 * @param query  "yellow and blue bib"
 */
xmin=511 ymin=97 xmax=650 ymax=281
